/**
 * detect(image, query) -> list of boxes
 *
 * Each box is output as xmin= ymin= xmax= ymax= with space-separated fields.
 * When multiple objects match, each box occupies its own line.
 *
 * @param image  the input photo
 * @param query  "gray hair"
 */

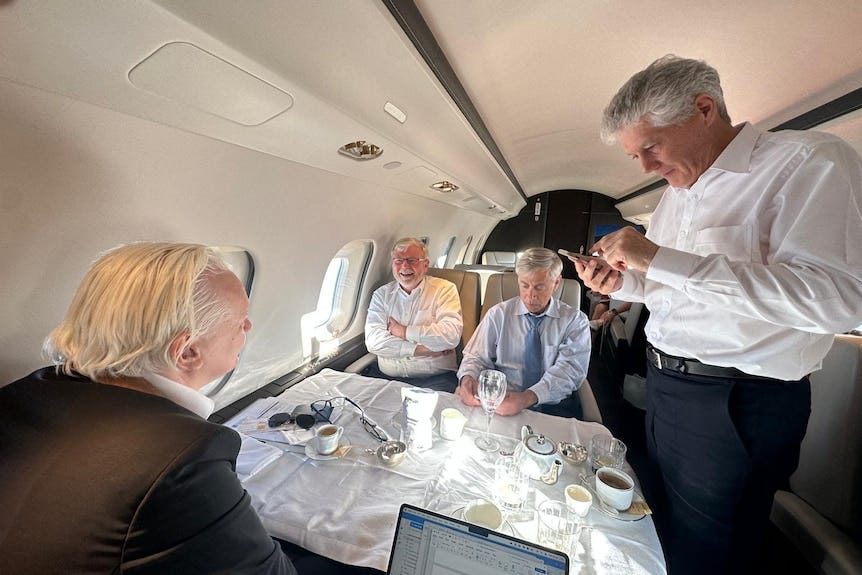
xmin=600 ymin=55 xmax=732 ymax=144
xmin=515 ymin=248 xmax=562 ymax=280
xmin=45 ymin=242 xmax=233 ymax=381
xmin=391 ymin=237 xmax=429 ymax=259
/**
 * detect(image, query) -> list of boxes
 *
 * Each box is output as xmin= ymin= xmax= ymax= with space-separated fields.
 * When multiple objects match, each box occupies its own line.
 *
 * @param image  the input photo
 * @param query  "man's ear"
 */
xmin=169 ymin=332 xmax=203 ymax=373
xmin=694 ymin=93 xmax=718 ymax=125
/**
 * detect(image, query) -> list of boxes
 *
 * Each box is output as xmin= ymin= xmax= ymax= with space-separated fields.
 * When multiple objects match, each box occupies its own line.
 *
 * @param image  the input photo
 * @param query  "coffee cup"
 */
xmin=439 ymin=408 xmax=467 ymax=440
xmin=595 ymin=467 xmax=634 ymax=511
xmin=564 ymin=484 xmax=593 ymax=517
xmin=315 ymin=424 xmax=344 ymax=455
xmin=463 ymin=499 xmax=503 ymax=530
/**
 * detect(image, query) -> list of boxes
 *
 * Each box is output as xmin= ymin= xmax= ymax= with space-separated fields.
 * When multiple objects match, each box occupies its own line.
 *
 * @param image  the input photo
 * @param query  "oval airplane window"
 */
xmin=301 ymin=240 xmax=373 ymax=359
xmin=436 ymin=236 xmax=456 ymax=268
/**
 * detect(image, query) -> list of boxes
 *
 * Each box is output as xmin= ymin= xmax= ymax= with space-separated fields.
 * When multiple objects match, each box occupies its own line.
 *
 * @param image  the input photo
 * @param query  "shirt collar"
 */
xmin=709 ymin=122 xmax=760 ymax=174
xmin=398 ymin=276 xmax=426 ymax=297
xmin=143 ymin=373 xmax=215 ymax=419
xmin=518 ymin=297 xmax=560 ymax=319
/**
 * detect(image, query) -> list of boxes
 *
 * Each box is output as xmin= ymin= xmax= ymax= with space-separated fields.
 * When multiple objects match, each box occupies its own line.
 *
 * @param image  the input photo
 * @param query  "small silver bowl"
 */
xmin=376 ymin=440 xmax=407 ymax=467
xmin=558 ymin=442 xmax=588 ymax=464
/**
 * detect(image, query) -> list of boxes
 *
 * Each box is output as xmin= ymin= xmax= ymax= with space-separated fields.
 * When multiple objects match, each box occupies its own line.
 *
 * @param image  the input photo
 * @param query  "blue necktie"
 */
xmin=523 ymin=314 xmax=545 ymax=387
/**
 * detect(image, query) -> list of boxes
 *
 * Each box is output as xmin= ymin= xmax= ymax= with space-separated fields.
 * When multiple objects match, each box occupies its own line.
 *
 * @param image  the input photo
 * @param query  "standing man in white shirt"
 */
xmin=575 ymin=55 xmax=862 ymax=574
xmin=456 ymin=248 xmax=590 ymax=417
xmin=365 ymin=237 xmax=463 ymax=392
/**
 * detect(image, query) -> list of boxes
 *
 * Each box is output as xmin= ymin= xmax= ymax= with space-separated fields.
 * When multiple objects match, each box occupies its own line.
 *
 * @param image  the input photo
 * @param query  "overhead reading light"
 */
xmin=430 ymin=180 xmax=459 ymax=193
xmin=338 ymin=140 xmax=383 ymax=160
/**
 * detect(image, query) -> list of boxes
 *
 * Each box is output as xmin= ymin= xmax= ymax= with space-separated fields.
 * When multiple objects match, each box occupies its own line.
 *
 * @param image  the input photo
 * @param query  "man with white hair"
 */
xmin=365 ymin=237 xmax=463 ymax=392
xmin=0 ymin=243 xmax=297 ymax=574
xmin=576 ymin=55 xmax=862 ymax=574
xmin=456 ymin=247 xmax=590 ymax=417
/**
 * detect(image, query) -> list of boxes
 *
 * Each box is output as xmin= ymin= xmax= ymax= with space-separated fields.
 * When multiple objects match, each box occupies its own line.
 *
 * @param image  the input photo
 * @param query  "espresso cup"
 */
xmin=595 ymin=467 xmax=634 ymax=511
xmin=564 ymin=484 xmax=593 ymax=518
xmin=315 ymin=424 xmax=344 ymax=455
xmin=439 ymin=408 xmax=467 ymax=440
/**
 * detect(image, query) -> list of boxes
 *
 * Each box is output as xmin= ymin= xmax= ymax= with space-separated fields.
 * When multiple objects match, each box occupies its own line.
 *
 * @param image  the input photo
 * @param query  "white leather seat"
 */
xmin=478 ymin=272 xmax=600 ymax=423
xmin=770 ymin=334 xmax=862 ymax=574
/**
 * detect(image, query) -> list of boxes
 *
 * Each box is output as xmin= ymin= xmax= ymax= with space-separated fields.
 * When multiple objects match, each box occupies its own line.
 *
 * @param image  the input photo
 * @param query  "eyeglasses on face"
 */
xmin=392 ymin=257 xmax=425 ymax=266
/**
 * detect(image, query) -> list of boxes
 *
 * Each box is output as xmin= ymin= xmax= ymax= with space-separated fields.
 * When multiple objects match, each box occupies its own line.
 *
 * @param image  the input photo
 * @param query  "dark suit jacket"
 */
xmin=0 ymin=368 xmax=296 ymax=575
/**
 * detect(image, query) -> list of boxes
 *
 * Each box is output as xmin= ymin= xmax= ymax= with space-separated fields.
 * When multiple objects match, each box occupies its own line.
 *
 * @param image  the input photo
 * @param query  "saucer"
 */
xmin=305 ymin=437 xmax=351 ymax=461
xmin=452 ymin=505 xmax=514 ymax=535
xmin=585 ymin=475 xmax=647 ymax=521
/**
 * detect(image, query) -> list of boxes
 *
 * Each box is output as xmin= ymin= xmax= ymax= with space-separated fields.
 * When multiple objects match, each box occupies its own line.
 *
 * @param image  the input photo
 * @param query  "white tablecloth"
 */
xmin=236 ymin=369 xmax=666 ymax=574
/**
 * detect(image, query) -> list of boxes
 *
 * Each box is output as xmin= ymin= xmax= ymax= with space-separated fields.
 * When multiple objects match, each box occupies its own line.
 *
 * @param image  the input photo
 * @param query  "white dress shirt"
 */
xmin=365 ymin=275 xmax=463 ymax=377
xmin=144 ymin=373 xmax=215 ymax=419
xmin=457 ymin=297 xmax=590 ymax=405
xmin=614 ymin=123 xmax=862 ymax=380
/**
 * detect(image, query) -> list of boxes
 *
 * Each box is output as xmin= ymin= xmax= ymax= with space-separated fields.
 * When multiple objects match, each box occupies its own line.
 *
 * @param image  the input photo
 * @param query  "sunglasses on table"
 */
xmin=267 ymin=396 xmax=388 ymax=443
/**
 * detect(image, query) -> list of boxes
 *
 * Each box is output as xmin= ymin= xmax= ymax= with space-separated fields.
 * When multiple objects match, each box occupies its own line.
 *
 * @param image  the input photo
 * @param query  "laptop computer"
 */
xmin=386 ymin=503 xmax=570 ymax=575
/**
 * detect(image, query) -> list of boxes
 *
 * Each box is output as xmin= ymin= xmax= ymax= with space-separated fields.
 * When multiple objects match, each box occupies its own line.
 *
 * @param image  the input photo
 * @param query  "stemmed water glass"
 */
xmin=475 ymin=369 xmax=507 ymax=451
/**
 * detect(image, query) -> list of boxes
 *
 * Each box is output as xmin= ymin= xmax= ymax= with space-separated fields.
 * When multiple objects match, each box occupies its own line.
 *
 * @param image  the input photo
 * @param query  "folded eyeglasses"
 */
xmin=311 ymin=397 xmax=389 ymax=443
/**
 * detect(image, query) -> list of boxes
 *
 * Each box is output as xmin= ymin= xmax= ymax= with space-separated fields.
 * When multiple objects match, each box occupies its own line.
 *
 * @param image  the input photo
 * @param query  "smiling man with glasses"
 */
xmin=364 ymin=237 xmax=463 ymax=392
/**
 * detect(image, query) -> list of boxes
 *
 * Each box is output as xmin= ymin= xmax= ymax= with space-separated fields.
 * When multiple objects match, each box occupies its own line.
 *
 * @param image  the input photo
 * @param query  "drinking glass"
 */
xmin=537 ymin=500 xmax=578 ymax=555
xmin=475 ymin=369 xmax=507 ymax=451
xmin=588 ymin=435 xmax=627 ymax=472
xmin=493 ymin=455 xmax=529 ymax=516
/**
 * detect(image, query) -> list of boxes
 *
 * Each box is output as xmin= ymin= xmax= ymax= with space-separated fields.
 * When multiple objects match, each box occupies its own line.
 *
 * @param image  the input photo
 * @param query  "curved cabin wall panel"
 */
xmin=0 ymin=78 xmax=496 ymax=408
xmin=0 ymin=0 xmax=524 ymax=218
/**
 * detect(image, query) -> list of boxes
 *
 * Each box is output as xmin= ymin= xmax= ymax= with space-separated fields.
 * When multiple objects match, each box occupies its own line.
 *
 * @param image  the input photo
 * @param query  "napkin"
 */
xmin=236 ymin=433 xmax=282 ymax=482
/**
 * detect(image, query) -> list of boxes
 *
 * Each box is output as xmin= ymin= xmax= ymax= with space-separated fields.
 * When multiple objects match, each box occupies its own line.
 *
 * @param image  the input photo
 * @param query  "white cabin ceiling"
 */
xmin=414 ymin=0 xmax=862 ymax=199
xmin=2 ymin=0 xmax=861 ymax=214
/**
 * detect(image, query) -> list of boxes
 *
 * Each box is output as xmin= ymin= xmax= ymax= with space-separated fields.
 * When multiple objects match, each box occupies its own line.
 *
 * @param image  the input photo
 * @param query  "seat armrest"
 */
xmin=771 ymin=490 xmax=862 ymax=575
xmin=344 ymin=352 xmax=377 ymax=374
xmin=577 ymin=379 xmax=602 ymax=424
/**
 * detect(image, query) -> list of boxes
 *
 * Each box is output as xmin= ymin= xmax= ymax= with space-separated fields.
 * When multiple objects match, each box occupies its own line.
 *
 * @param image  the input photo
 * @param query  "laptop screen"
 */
xmin=387 ymin=504 xmax=569 ymax=575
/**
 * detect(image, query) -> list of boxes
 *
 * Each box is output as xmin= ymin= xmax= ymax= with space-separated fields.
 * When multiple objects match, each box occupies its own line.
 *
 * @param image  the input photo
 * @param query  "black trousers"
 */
xmin=645 ymin=362 xmax=810 ymax=575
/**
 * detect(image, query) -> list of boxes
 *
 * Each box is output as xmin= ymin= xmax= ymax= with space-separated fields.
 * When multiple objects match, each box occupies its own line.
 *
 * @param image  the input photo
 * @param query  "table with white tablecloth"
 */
xmin=235 ymin=369 xmax=666 ymax=574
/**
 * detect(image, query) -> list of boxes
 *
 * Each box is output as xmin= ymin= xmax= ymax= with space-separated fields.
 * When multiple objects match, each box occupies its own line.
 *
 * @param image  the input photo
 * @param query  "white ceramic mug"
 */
xmin=564 ymin=484 xmax=593 ymax=517
xmin=315 ymin=424 xmax=344 ymax=455
xmin=595 ymin=467 xmax=634 ymax=511
xmin=439 ymin=407 xmax=467 ymax=440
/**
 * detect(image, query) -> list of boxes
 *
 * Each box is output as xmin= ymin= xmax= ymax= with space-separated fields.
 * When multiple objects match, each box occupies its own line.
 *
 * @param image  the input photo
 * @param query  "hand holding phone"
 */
xmin=557 ymin=248 xmax=606 ymax=268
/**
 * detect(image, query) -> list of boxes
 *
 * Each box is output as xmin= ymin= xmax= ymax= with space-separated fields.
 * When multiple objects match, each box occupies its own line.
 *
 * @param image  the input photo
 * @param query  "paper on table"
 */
xmin=236 ymin=433 xmax=282 ymax=482
xmin=225 ymin=397 xmax=314 ymax=444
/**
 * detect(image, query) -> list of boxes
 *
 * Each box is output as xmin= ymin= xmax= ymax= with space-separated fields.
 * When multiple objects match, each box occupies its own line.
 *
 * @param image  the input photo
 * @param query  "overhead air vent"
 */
xmin=430 ymin=181 xmax=459 ymax=193
xmin=338 ymin=140 xmax=383 ymax=160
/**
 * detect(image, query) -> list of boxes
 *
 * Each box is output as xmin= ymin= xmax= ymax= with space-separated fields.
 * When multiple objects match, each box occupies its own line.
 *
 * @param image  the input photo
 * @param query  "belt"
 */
xmin=646 ymin=344 xmax=772 ymax=381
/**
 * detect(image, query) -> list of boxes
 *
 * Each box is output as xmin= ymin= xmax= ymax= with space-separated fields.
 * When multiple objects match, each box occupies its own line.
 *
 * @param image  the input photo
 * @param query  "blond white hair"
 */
xmin=46 ymin=242 xmax=230 ymax=381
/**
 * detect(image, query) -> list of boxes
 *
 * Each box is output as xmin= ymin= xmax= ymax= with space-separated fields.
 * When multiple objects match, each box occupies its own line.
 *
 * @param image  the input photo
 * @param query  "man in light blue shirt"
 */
xmin=455 ymin=248 xmax=590 ymax=417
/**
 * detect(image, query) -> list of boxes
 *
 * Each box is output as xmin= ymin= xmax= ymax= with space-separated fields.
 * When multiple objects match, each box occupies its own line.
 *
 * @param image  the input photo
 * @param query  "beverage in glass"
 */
xmin=475 ymin=369 xmax=506 ymax=451
xmin=493 ymin=455 xmax=528 ymax=514
xmin=588 ymin=435 xmax=626 ymax=472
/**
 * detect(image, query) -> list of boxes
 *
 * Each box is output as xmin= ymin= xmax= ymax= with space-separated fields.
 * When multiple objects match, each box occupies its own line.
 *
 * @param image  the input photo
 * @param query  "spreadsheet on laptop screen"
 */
xmin=387 ymin=504 xmax=569 ymax=575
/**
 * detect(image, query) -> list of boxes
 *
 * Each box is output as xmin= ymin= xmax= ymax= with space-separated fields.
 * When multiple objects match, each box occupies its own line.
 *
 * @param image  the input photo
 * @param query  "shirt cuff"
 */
xmin=405 ymin=325 xmax=420 ymax=343
xmin=400 ymin=341 xmax=417 ymax=357
xmin=528 ymin=382 xmax=551 ymax=405
xmin=645 ymin=246 xmax=700 ymax=290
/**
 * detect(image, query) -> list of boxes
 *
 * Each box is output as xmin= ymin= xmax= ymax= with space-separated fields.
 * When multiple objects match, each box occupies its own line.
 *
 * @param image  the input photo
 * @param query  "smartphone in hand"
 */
xmin=558 ymin=248 xmax=606 ymax=267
